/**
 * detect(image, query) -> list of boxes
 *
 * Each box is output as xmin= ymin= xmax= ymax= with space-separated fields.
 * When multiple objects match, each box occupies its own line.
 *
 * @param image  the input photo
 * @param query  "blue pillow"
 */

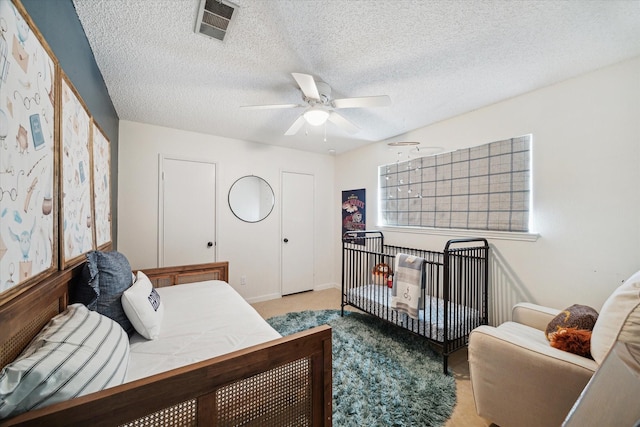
xmin=70 ymin=253 xmax=100 ymax=310
xmin=87 ymin=251 xmax=135 ymax=335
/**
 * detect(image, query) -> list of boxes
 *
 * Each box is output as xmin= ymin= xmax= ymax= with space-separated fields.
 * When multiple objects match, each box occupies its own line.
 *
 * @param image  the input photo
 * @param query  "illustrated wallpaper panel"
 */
xmin=92 ymin=123 xmax=111 ymax=248
xmin=0 ymin=0 xmax=56 ymax=292
xmin=60 ymin=76 xmax=93 ymax=267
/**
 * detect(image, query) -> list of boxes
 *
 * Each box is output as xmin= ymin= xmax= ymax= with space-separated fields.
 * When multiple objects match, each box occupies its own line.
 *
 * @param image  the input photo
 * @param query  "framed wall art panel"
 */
xmin=59 ymin=72 xmax=93 ymax=269
xmin=342 ymin=188 xmax=366 ymax=235
xmin=91 ymin=120 xmax=111 ymax=250
xmin=0 ymin=0 xmax=58 ymax=298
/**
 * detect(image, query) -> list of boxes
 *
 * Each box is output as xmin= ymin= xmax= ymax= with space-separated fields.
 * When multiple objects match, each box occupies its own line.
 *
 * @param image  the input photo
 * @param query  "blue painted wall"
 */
xmin=21 ymin=0 xmax=119 ymax=247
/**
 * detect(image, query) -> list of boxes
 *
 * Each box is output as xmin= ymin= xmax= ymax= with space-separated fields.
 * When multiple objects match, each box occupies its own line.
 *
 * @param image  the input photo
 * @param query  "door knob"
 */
xmin=283 ymin=238 xmax=289 ymax=243
xmin=207 ymin=242 xmax=213 ymax=247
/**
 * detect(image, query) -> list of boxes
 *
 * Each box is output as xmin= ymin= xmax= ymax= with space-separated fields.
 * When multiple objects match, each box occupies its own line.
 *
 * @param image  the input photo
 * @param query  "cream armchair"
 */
xmin=468 ymin=270 xmax=640 ymax=427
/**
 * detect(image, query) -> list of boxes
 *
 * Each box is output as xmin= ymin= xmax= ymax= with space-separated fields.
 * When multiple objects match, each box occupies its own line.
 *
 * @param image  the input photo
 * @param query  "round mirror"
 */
xmin=228 ymin=176 xmax=275 ymax=223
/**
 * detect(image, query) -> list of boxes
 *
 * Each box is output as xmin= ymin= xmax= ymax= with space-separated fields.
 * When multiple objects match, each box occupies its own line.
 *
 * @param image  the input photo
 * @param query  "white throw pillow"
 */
xmin=590 ymin=270 xmax=640 ymax=365
xmin=121 ymin=271 xmax=164 ymax=340
xmin=0 ymin=304 xmax=129 ymax=419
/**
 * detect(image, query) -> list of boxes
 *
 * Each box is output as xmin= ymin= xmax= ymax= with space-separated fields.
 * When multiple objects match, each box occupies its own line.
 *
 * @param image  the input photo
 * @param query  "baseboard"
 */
xmin=245 ymin=284 xmax=339 ymax=304
xmin=314 ymin=282 xmax=339 ymax=291
xmin=245 ymin=293 xmax=281 ymax=304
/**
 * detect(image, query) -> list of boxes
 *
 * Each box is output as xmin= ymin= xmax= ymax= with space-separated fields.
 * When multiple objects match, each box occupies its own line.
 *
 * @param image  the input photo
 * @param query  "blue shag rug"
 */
xmin=267 ymin=310 xmax=456 ymax=427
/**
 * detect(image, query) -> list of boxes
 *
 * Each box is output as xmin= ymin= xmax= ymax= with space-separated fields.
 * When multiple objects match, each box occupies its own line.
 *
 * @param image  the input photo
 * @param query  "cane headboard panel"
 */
xmin=0 ymin=266 xmax=77 ymax=370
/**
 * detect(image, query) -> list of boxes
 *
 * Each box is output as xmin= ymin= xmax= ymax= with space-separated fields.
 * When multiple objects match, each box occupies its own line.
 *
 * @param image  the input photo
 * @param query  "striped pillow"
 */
xmin=0 ymin=304 xmax=129 ymax=419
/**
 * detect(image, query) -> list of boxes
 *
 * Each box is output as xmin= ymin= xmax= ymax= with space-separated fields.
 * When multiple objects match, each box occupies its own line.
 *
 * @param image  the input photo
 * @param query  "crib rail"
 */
xmin=341 ymin=231 xmax=489 ymax=374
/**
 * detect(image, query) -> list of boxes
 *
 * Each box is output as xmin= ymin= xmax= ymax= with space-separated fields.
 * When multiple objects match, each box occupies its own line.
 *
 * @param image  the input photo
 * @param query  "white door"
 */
xmin=281 ymin=172 xmax=314 ymax=295
xmin=159 ymin=156 xmax=216 ymax=267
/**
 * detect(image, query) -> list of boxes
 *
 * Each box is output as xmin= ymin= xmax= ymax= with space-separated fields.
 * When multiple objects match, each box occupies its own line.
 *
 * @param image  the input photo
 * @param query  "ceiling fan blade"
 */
xmin=240 ymin=103 xmax=301 ymax=110
xmin=291 ymin=73 xmax=320 ymax=100
xmin=328 ymin=111 xmax=359 ymax=134
xmin=332 ymin=95 xmax=391 ymax=109
xmin=284 ymin=115 xmax=306 ymax=136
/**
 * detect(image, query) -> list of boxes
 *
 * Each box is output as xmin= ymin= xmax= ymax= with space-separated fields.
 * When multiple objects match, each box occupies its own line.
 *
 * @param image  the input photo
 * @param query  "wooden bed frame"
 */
xmin=0 ymin=261 xmax=332 ymax=426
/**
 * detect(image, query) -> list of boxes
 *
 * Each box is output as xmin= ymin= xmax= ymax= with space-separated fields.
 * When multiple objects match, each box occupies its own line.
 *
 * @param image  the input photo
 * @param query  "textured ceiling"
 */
xmin=72 ymin=0 xmax=640 ymax=154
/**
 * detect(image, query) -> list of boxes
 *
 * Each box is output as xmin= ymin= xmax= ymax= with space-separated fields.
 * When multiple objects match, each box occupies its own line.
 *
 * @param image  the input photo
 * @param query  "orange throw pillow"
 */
xmin=548 ymin=327 xmax=593 ymax=358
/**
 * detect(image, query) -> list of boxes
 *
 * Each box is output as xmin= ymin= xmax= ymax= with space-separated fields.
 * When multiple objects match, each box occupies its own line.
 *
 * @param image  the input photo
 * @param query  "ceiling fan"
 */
xmin=241 ymin=73 xmax=391 ymax=136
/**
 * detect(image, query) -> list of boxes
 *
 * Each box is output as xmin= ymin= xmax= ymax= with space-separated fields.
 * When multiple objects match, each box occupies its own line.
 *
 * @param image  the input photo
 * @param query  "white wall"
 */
xmin=117 ymin=121 xmax=336 ymax=302
xmin=118 ymin=58 xmax=639 ymax=316
xmin=335 ymin=57 xmax=640 ymax=323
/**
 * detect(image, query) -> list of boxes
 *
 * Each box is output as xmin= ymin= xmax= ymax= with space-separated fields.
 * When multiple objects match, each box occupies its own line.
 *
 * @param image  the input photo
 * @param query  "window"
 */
xmin=379 ymin=135 xmax=531 ymax=232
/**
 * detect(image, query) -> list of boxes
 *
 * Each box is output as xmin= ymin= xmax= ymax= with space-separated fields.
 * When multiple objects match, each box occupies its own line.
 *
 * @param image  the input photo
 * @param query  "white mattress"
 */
xmin=125 ymin=280 xmax=281 ymax=383
xmin=347 ymin=284 xmax=481 ymax=342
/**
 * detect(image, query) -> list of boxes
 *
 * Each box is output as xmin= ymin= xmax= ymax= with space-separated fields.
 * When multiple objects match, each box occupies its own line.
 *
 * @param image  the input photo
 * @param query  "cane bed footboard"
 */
xmin=0 ymin=325 xmax=332 ymax=427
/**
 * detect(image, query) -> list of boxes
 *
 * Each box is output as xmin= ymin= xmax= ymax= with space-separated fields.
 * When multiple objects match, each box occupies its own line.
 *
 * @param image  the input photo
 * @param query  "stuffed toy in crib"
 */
xmin=372 ymin=263 xmax=392 ymax=287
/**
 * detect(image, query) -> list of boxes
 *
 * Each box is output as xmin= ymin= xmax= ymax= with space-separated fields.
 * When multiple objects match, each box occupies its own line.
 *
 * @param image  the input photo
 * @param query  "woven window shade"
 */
xmin=380 ymin=135 xmax=531 ymax=232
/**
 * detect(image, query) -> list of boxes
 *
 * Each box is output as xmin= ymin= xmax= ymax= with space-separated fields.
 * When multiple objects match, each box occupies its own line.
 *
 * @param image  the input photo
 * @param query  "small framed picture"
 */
xmin=91 ymin=121 xmax=112 ymax=250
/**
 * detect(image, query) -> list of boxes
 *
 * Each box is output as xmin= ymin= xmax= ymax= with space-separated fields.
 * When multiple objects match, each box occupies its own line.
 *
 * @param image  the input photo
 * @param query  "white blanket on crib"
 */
xmin=391 ymin=253 xmax=425 ymax=319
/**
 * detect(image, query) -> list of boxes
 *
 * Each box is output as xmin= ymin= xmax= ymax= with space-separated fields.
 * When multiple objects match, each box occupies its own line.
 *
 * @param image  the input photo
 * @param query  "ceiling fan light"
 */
xmin=304 ymin=108 xmax=330 ymax=126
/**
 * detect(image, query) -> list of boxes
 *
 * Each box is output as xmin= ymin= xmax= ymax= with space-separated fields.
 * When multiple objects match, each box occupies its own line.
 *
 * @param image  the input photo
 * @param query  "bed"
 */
xmin=0 ymin=260 xmax=332 ymax=426
xmin=342 ymin=230 xmax=489 ymax=374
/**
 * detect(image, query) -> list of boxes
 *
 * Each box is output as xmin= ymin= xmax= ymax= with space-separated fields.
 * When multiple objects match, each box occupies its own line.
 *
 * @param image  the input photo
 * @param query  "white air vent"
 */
xmin=195 ymin=0 xmax=237 ymax=41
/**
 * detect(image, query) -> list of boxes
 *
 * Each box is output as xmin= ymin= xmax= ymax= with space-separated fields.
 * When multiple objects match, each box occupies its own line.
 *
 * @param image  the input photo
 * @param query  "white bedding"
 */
xmin=125 ymin=280 xmax=281 ymax=383
xmin=347 ymin=284 xmax=481 ymax=342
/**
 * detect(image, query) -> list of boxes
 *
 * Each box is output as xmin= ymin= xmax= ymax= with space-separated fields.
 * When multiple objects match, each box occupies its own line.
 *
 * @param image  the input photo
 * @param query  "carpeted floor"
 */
xmin=267 ymin=309 xmax=457 ymax=427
